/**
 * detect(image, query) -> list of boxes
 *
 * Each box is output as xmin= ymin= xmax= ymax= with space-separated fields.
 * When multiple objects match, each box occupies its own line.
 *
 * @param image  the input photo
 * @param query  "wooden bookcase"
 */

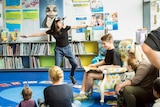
xmin=0 ymin=41 xmax=98 ymax=71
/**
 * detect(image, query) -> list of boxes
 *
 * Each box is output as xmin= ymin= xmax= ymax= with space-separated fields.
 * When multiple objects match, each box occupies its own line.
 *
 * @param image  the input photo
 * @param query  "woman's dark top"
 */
xmin=44 ymin=84 xmax=73 ymax=107
xmin=46 ymin=26 xmax=71 ymax=47
xmin=144 ymin=27 xmax=160 ymax=51
xmin=104 ymin=48 xmax=122 ymax=66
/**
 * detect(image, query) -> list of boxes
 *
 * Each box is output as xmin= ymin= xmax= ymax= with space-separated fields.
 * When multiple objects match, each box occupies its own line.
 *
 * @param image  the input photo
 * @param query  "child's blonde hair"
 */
xmin=22 ymin=87 xmax=32 ymax=100
xmin=49 ymin=66 xmax=64 ymax=82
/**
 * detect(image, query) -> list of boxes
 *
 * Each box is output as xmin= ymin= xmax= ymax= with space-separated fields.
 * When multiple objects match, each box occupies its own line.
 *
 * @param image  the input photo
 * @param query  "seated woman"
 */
xmin=115 ymin=57 xmax=159 ymax=107
xmin=39 ymin=66 xmax=81 ymax=107
xmin=74 ymin=33 xmax=122 ymax=100
xmin=115 ymin=57 xmax=138 ymax=106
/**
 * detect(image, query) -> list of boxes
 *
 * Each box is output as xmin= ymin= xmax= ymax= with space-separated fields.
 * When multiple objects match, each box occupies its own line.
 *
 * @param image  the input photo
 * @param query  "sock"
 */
xmin=80 ymin=90 xmax=85 ymax=94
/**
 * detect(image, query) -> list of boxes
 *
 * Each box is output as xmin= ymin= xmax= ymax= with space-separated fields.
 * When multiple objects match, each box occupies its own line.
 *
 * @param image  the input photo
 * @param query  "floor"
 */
xmin=0 ymin=70 xmax=116 ymax=107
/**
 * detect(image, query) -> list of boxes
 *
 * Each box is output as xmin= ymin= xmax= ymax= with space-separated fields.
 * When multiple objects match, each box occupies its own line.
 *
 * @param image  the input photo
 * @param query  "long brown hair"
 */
xmin=127 ymin=57 xmax=139 ymax=71
xmin=50 ymin=17 xmax=62 ymax=36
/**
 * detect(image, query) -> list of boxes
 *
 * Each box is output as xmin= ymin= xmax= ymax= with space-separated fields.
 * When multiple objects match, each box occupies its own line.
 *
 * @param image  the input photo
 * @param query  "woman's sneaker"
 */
xmin=74 ymin=94 xmax=88 ymax=101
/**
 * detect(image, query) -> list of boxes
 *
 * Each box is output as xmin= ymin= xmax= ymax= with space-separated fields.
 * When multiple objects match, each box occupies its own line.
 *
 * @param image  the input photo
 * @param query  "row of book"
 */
xmin=0 ymin=56 xmax=83 ymax=69
xmin=0 ymin=42 xmax=88 ymax=56
xmin=0 ymin=43 xmax=50 ymax=56
xmin=30 ymin=56 xmax=82 ymax=69
xmin=0 ymin=57 xmax=24 ymax=69
xmin=63 ymin=56 xmax=82 ymax=68
xmin=31 ymin=43 xmax=50 ymax=55
xmin=70 ymin=42 xmax=86 ymax=54
xmin=1 ymin=44 xmax=30 ymax=56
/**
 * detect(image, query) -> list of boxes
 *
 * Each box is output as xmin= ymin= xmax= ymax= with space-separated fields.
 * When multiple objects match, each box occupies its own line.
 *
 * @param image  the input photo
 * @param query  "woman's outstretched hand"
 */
xmin=20 ymin=35 xmax=28 ymax=38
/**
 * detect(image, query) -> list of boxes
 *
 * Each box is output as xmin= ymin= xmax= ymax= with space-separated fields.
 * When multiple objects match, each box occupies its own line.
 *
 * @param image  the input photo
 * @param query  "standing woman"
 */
xmin=21 ymin=17 xmax=92 ymax=84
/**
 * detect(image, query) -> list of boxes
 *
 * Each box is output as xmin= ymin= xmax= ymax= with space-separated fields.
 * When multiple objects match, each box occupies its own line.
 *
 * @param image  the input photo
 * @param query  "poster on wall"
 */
xmin=91 ymin=13 xmax=104 ymax=30
xmin=73 ymin=4 xmax=90 ymax=16
xmin=76 ymin=17 xmax=87 ymax=33
xmin=105 ymin=12 xmax=118 ymax=31
xmin=5 ymin=10 xmax=21 ymax=20
xmin=72 ymin=0 xmax=89 ymax=2
xmin=5 ymin=0 xmax=21 ymax=9
xmin=22 ymin=0 xmax=39 ymax=9
xmin=90 ymin=0 xmax=103 ymax=12
xmin=39 ymin=0 xmax=63 ymax=28
xmin=23 ymin=9 xmax=39 ymax=20
xmin=6 ymin=21 xmax=21 ymax=32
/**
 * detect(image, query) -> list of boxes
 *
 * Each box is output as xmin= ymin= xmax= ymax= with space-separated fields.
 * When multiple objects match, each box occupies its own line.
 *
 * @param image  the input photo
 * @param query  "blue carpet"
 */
xmin=0 ymin=71 xmax=116 ymax=107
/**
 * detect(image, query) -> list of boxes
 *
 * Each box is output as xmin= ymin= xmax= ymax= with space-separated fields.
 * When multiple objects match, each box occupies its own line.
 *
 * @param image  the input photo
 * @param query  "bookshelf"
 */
xmin=0 ymin=41 xmax=98 ymax=71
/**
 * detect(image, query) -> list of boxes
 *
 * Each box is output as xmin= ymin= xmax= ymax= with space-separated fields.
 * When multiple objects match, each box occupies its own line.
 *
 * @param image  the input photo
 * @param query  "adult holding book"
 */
xmin=74 ymin=33 xmax=122 ymax=100
xmin=21 ymin=17 xmax=92 ymax=84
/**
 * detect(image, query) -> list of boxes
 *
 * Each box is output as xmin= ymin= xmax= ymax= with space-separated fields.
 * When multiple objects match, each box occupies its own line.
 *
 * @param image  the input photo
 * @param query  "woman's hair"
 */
xmin=128 ymin=51 xmax=135 ymax=59
xmin=21 ymin=87 xmax=32 ymax=100
xmin=49 ymin=66 xmax=64 ymax=82
xmin=101 ymin=33 xmax=113 ymax=42
xmin=127 ymin=57 xmax=139 ymax=71
xmin=130 ymin=44 xmax=148 ymax=62
xmin=50 ymin=17 xmax=61 ymax=36
xmin=153 ymin=78 xmax=160 ymax=96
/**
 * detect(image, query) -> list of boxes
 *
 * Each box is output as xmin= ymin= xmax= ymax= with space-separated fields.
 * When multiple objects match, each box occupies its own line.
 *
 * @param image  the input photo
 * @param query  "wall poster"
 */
xmin=39 ymin=0 xmax=64 ymax=28
xmin=105 ymin=12 xmax=118 ymax=31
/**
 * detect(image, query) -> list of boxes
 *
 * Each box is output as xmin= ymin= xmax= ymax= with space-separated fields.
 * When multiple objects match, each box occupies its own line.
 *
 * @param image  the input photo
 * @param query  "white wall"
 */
xmin=3 ymin=0 xmax=143 ymax=42
xmin=64 ymin=0 xmax=143 ymax=41
xmin=104 ymin=0 xmax=143 ymax=40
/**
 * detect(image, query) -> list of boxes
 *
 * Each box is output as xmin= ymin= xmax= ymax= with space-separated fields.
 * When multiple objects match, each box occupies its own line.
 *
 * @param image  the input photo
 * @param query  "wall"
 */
xmin=64 ymin=0 xmax=143 ymax=41
xmin=1 ymin=0 xmax=143 ymax=41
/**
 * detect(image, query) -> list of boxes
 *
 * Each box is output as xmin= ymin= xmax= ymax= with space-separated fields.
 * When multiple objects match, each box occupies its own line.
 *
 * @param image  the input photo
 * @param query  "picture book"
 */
xmin=83 ymin=66 xmax=98 ymax=72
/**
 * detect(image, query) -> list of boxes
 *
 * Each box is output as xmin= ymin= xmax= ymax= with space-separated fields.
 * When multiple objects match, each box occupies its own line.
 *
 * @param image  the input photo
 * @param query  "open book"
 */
xmin=83 ymin=66 xmax=98 ymax=72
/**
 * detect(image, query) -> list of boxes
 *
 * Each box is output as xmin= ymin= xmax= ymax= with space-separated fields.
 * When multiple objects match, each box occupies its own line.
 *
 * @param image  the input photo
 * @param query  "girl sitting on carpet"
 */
xmin=38 ymin=66 xmax=81 ymax=107
xmin=19 ymin=87 xmax=37 ymax=107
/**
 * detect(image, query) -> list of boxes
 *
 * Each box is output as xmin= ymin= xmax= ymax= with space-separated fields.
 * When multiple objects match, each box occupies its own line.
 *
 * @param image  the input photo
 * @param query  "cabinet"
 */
xmin=0 ymin=41 xmax=98 ymax=71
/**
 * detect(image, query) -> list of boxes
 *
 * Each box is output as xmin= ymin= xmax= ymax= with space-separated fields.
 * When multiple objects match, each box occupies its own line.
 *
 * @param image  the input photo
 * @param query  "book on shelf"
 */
xmin=63 ymin=56 xmax=82 ymax=69
xmin=71 ymin=42 xmax=86 ymax=54
xmin=31 ymin=57 xmax=40 ymax=68
xmin=0 ymin=45 xmax=2 ymax=56
xmin=0 ymin=57 xmax=4 ymax=69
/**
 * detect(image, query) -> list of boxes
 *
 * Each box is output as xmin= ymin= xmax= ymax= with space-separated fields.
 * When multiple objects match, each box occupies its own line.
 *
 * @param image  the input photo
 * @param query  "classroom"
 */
xmin=0 ymin=0 xmax=160 ymax=107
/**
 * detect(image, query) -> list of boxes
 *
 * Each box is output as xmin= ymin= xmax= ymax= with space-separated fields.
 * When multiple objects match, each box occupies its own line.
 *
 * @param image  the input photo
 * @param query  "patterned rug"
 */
xmin=0 ymin=80 xmax=116 ymax=107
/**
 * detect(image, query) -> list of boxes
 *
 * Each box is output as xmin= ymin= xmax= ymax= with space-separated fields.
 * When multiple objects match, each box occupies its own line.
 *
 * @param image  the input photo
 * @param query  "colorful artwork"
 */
xmin=90 ymin=0 xmax=103 ymax=12
xmin=39 ymin=0 xmax=63 ymax=28
xmin=76 ymin=17 xmax=87 ymax=33
xmin=22 ymin=0 xmax=39 ymax=8
xmin=105 ymin=12 xmax=118 ymax=30
xmin=91 ymin=13 xmax=104 ymax=30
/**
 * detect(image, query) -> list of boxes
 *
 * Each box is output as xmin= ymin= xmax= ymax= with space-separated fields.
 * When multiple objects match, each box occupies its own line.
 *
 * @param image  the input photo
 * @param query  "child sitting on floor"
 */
xmin=19 ymin=87 xmax=37 ymax=107
xmin=152 ymin=78 xmax=160 ymax=107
